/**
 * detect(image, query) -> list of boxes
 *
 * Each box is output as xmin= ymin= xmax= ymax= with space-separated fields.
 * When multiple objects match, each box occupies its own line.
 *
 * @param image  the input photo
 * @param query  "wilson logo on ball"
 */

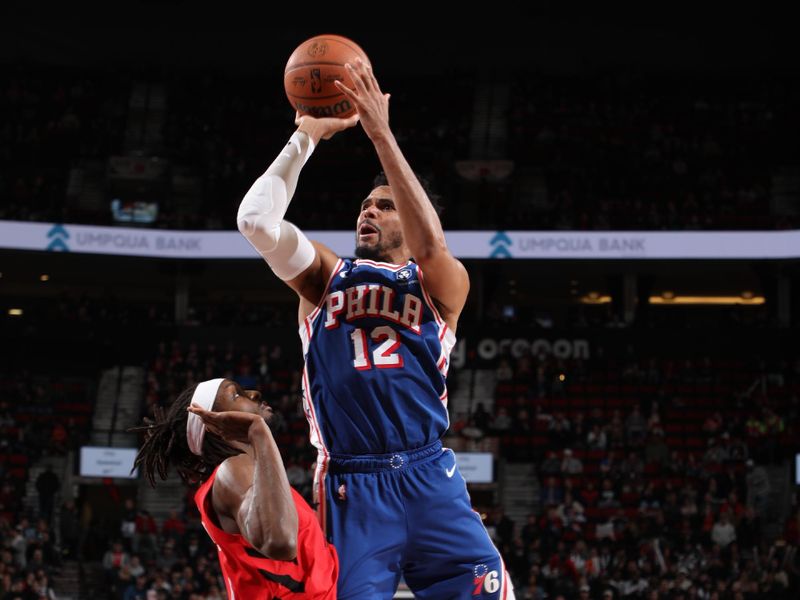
xmin=294 ymin=99 xmax=353 ymax=117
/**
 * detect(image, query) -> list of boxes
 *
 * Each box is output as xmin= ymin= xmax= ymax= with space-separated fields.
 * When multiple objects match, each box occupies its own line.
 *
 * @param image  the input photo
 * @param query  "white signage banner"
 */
xmin=455 ymin=452 xmax=494 ymax=484
xmin=79 ymin=446 xmax=139 ymax=478
xmin=1 ymin=220 xmax=798 ymax=260
xmin=467 ymin=230 xmax=800 ymax=259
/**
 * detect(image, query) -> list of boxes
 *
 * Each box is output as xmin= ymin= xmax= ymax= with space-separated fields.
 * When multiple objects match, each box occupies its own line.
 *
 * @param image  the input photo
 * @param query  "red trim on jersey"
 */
xmin=301 ymin=258 xmax=345 ymax=342
xmin=195 ymin=467 xmax=338 ymax=599
xmin=415 ymin=264 xmax=445 ymax=327
xmin=302 ymin=367 xmax=329 ymax=535
xmin=500 ymin=556 xmax=510 ymax=599
xmin=353 ymin=258 xmax=413 ymax=272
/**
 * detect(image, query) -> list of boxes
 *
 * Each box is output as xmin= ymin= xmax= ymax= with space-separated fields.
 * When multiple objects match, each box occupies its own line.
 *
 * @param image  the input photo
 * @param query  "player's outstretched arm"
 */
xmin=334 ymin=60 xmax=469 ymax=328
xmin=236 ymin=114 xmax=356 ymax=316
xmin=188 ymin=406 xmax=297 ymax=560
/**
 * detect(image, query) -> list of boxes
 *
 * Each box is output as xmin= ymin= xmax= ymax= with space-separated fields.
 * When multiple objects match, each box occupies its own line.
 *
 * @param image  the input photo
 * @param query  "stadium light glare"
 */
xmin=580 ymin=293 xmax=612 ymax=304
xmin=649 ymin=295 xmax=765 ymax=305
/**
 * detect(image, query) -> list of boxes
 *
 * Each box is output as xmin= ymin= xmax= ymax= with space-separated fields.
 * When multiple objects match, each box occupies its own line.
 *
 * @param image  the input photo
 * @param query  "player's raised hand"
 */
xmin=188 ymin=405 xmax=268 ymax=444
xmin=295 ymin=111 xmax=359 ymax=143
xmin=334 ymin=58 xmax=391 ymax=142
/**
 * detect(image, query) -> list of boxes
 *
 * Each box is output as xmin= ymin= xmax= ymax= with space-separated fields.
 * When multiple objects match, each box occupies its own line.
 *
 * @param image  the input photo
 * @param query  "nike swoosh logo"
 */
xmin=446 ymin=464 xmax=457 ymax=478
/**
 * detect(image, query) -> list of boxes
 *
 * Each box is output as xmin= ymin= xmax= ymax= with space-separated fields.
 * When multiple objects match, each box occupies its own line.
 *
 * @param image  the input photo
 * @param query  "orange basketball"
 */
xmin=284 ymin=34 xmax=371 ymax=118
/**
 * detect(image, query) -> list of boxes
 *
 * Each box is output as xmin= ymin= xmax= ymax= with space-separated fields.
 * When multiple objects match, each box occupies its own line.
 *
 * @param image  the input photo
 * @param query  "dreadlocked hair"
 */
xmin=131 ymin=383 xmax=241 ymax=486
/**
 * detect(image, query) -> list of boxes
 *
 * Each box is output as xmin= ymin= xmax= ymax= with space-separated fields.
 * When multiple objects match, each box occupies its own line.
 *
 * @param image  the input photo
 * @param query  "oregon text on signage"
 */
xmin=450 ymin=338 xmax=590 ymax=368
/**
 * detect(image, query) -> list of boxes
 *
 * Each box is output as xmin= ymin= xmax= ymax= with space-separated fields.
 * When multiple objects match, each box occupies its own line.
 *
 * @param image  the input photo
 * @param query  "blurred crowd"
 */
xmin=0 ymin=373 xmax=92 ymax=599
xmin=2 ymin=65 xmax=797 ymax=231
xmin=2 ymin=293 xmax=295 ymax=330
xmin=0 ymin=66 xmax=129 ymax=224
xmin=505 ymin=74 xmax=798 ymax=231
xmin=486 ymin=502 xmax=799 ymax=599
xmin=0 ymin=515 xmax=62 ymax=600
xmin=454 ymin=350 xmax=800 ymax=598
xmin=98 ymin=497 xmax=226 ymax=600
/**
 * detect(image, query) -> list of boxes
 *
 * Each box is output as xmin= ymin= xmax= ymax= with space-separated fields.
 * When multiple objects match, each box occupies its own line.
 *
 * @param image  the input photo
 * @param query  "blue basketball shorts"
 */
xmin=318 ymin=441 xmax=514 ymax=599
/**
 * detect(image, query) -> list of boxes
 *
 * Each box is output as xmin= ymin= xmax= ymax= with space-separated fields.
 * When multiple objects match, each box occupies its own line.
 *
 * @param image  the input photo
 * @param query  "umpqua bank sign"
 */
xmin=450 ymin=337 xmax=590 ymax=369
xmin=2 ymin=221 xmax=799 ymax=260
xmin=45 ymin=224 xmax=203 ymax=254
xmin=28 ymin=222 xmax=255 ymax=259
xmin=512 ymin=233 xmax=647 ymax=258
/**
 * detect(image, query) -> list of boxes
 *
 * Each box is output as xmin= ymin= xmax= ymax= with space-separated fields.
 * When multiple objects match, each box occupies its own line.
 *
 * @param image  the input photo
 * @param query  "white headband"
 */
xmin=186 ymin=378 xmax=225 ymax=456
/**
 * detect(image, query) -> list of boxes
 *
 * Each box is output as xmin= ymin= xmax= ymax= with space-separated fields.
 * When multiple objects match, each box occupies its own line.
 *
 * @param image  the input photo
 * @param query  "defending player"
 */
xmin=132 ymin=378 xmax=338 ymax=599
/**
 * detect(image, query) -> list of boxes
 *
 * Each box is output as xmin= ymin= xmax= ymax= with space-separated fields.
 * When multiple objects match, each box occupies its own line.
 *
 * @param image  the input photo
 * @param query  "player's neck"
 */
xmin=376 ymin=248 xmax=411 ymax=265
xmin=386 ymin=250 xmax=410 ymax=265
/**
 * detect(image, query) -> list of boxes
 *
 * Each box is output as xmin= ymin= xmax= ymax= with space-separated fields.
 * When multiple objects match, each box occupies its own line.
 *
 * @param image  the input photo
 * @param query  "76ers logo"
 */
xmin=472 ymin=564 xmax=500 ymax=595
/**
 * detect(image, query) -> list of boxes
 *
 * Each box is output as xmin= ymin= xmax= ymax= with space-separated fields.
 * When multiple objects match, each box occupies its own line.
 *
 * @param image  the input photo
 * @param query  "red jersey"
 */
xmin=195 ymin=467 xmax=338 ymax=599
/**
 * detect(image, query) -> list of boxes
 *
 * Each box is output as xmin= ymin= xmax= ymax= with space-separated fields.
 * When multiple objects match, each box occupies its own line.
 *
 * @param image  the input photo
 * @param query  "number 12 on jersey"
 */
xmin=350 ymin=326 xmax=404 ymax=370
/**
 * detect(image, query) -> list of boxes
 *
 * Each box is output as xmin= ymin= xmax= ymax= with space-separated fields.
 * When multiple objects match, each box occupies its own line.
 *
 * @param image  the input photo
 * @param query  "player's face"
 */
xmin=213 ymin=380 xmax=273 ymax=423
xmin=355 ymin=186 xmax=404 ymax=261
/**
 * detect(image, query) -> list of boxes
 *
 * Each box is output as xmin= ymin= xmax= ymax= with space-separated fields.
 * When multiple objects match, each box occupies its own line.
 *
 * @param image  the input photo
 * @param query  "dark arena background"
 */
xmin=1 ymin=4 xmax=798 ymax=599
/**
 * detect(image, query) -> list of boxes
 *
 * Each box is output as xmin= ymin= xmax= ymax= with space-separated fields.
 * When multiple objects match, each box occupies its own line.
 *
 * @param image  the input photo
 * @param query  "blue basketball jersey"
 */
xmin=299 ymin=258 xmax=456 ymax=456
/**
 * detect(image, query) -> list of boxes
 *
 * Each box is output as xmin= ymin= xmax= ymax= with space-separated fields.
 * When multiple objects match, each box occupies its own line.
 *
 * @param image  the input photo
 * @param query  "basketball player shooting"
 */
xmin=237 ymin=58 xmax=514 ymax=599
xmin=132 ymin=379 xmax=338 ymax=599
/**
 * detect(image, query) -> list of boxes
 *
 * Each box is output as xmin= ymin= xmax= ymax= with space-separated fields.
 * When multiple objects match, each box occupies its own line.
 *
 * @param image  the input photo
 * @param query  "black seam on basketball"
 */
xmin=284 ymin=61 xmax=352 ymax=72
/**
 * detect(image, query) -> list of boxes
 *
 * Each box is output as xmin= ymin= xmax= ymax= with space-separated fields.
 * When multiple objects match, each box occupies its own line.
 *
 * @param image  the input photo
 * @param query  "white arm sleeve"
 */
xmin=237 ymin=131 xmax=317 ymax=281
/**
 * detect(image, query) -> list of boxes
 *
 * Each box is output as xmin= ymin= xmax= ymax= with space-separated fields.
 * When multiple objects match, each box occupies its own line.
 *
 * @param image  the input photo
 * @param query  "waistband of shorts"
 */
xmin=325 ymin=440 xmax=443 ymax=474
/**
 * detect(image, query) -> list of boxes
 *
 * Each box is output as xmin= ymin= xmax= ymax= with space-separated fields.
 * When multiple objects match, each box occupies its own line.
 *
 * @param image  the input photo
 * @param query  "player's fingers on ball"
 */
xmin=334 ymin=80 xmax=357 ymax=100
xmin=359 ymin=67 xmax=373 ymax=92
xmin=352 ymin=74 xmax=368 ymax=94
xmin=345 ymin=64 xmax=368 ymax=93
